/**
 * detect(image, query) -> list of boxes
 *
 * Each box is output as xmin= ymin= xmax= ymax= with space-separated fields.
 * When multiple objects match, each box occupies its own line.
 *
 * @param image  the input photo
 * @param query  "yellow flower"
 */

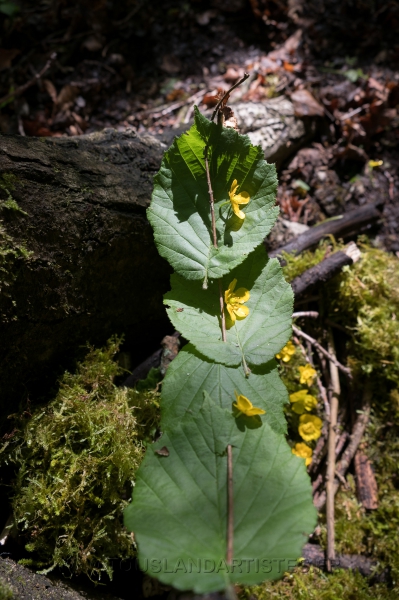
xmin=292 ymin=442 xmax=313 ymax=467
xmin=224 ymin=279 xmax=250 ymax=323
xmin=368 ymin=159 xmax=383 ymax=169
xmin=229 ymin=179 xmax=250 ymax=220
xmin=298 ymin=364 xmax=317 ymax=387
xmin=289 ymin=390 xmax=318 ymax=414
xmin=276 ymin=340 xmax=296 ymax=362
xmin=298 ymin=414 xmax=323 ymax=442
xmin=233 ymin=391 xmax=265 ymax=417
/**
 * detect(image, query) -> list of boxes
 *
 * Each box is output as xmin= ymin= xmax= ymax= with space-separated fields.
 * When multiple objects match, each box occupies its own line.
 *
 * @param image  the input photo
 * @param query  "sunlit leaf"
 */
xmin=147 ymin=108 xmax=278 ymax=281
xmin=164 ymin=245 xmax=293 ymax=367
xmin=125 ymin=398 xmax=317 ymax=593
xmin=161 ymin=343 xmax=288 ymax=434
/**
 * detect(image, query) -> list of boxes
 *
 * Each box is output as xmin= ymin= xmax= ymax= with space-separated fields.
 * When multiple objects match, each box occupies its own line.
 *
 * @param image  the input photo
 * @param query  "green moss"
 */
xmin=327 ymin=241 xmax=399 ymax=385
xmin=326 ymin=389 xmax=399 ymax=590
xmin=240 ymin=566 xmax=394 ymax=600
xmin=0 ymin=174 xmax=27 ymax=215
xmin=281 ymin=238 xmax=345 ymax=283
xmin=1 ymin=337 xmax=160 ymax=581
xmin=258 ymin=240 xmax=399 ymax=599
xmin=0 ymin=578 xmax=14 ymax=600
xmin=0 ymin=220 xmax=33 ymax=322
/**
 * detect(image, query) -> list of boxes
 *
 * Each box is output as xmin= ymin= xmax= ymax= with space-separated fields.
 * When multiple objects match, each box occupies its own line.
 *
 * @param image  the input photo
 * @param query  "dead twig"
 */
xmin=314 ymin=384 xmax=373 ymax=510
xmin=145 ymin=90 xmax=204 ymax=119
xmin=354 ymin=452 xmax=378 ymax=510
xmin=292 ymin=325 xmax=352 ymax=378
xmin=0 ymin=52 xmax=57 ymax=106
xmin=210 ymin=73 xmax=249 ymax=122
xmin=326 ymin=331 xmax=340 ymax=572
xmin=292 ymin=311 xmax=319 ymax=319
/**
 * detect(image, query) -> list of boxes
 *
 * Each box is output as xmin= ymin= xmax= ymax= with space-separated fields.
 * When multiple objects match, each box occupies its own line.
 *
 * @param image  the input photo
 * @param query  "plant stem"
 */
xmin=210 ymin=73 xmax=250 ymax=122
xmin=204 ymin=145 xmax=227 ymax=341
xmin=219 ymin=280 xmax=227 ymax=342
xmin=326 ymin=330 xmax=340 ymax=572
xmin=204 ymin=152 xmax=218 ymax=249
xmin=225 ymin=584 xmax=238 ymax=600
xmin=227 ymin=443 xmax=234 ymax=565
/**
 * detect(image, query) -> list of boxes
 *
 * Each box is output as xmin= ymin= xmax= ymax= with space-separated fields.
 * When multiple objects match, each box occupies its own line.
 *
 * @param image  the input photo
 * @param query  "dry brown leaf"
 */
xmin=223 ymin=66 xmax=245 ymax=83
xmin=0 ymin=48 xmax=20 ymax=71
xmin=82 ymin=35 xmax=103 ymax=52
xmin=43 ymin=79 xmax=57 ymax=103
xmin=160 ymin=54 xmax=182 ymax=75
xmin=55 ymin=84 xmax=79 ymax=113
xmin=291 ymin=89 xmax=324 ymax=117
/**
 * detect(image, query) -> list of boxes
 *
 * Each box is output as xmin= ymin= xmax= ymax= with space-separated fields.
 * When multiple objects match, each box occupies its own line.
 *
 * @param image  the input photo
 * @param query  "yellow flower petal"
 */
xmin=298 ymin=414 xmax=323 ymax=442
xmin=276 ymin=340 xmax=296 ymax=362
xmin=368 ymin=159 xmax=383 ymax=169
xmin=290 ymin=390 xmax=318 ymax=414
xmin=228 ymin=180 xmax=250 ymax=220
xmin=226 ymin=303 xmax=236 ymax=322
xmin=232 ymin=305 xmax=249 ymax=319
xmin=224 ymin=280 xmax=250 ymax=324
xmin=231 ymin=287 xmax=250 ymax=303
xmin=233 ymin=191 xmax=250 ymax=205
xmin=292 ymin=443 xmax=313 ymax=466
xmin=229 ymin=179 xmax=239 ymax=197
xmin=298 ymin=364 xmax=317 ymax=387
xmin=227 ymin=279 xmax=237 ymax=295
xmin=233 ymin=391 xmax=265 ymax=417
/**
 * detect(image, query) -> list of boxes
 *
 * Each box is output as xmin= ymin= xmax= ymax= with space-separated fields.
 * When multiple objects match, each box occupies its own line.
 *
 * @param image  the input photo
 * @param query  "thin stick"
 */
xmin=293 ymin=334 xmax=330 ymax=417
xmin=326 ymin=330 xmax=340 ymax=572
xmin=205 ymin=153 xmax=218 ymax=249
xmin=219 ymin=280 xmax=227 ymax=342
xmin=292 ymin=311 xmax=319 ymax=319
xmin=0 ymin=52 xmax=57 ymax=106
xmin=292 ymin=325 xmax=352 ymax=378
xmin=227 ymin=444 xmax=234 ymax=565
xmin=314 ymin=384 xmax=372 ymax=510
xmin=210 ymin=73 xmax=249 ymax=122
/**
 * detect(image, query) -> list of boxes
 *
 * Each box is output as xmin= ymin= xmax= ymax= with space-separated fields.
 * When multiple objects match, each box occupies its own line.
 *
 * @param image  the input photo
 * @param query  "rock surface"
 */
xmin=0 ymin=557 xmax=121 ymax=600
xmin=234 ymin=97 xmax=313 ymax=168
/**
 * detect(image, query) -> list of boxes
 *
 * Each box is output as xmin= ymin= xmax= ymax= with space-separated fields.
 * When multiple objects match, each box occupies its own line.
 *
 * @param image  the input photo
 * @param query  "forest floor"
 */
xmin=1 ymin=1 xmax=399 ymax=599
xmin=1 ymin=0 xmax=398 ymax=253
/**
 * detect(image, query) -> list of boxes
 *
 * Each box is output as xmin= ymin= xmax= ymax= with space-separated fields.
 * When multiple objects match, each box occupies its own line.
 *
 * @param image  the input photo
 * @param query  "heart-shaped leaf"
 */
xmin=147 ymin=108 xmax=278 ymax=282
xmin=125 ymin=398 xmax=317 ymax=594
xmin=161 ymin=343 xmax=288 ymax=434
xmin=164 ymin=246 xmax=293 ymax=367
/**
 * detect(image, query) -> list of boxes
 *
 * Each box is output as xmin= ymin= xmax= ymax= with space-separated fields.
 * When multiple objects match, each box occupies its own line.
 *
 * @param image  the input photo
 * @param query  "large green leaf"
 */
xmin=164 ymin=246 xmax=293 ymax=367
xmin=161 ymin=343 xmax=288 ymax=434
xmin=147 ymin=108 xmax=278 ymax=282
xmin=125 ymin=397 xmax=317 ymax=593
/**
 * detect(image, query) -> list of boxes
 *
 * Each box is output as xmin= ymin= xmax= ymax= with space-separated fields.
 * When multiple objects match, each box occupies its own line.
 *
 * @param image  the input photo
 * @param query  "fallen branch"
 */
xmin=0 ymin=52 xmax=57 ymax=106
xmin=292 ymin=325 xmax=351 ymax=378
xmin=302 ymin=543 xmax=388 ymax=581
xmin=291 ymin=242 xmax=361 ymax=298
xmin=269 ymin=203 xmax=382 ymax=260
xmin=354 ymin=452 xmax=379 ymax=510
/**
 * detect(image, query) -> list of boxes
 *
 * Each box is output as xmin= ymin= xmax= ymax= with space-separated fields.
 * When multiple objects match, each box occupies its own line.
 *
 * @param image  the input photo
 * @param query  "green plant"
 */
xmin=2 ymin=337 xmax=160 ymax=581
xmin=0 ymin=578 xmax=14 ymax=600
xmin=124 ymin=106 xmax=317 ymax=595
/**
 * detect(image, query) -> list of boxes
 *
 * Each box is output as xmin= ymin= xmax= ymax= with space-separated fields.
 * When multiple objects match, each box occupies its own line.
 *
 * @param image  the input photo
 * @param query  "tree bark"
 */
xmin=0 ymin=128 xmax=171 ymax=420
